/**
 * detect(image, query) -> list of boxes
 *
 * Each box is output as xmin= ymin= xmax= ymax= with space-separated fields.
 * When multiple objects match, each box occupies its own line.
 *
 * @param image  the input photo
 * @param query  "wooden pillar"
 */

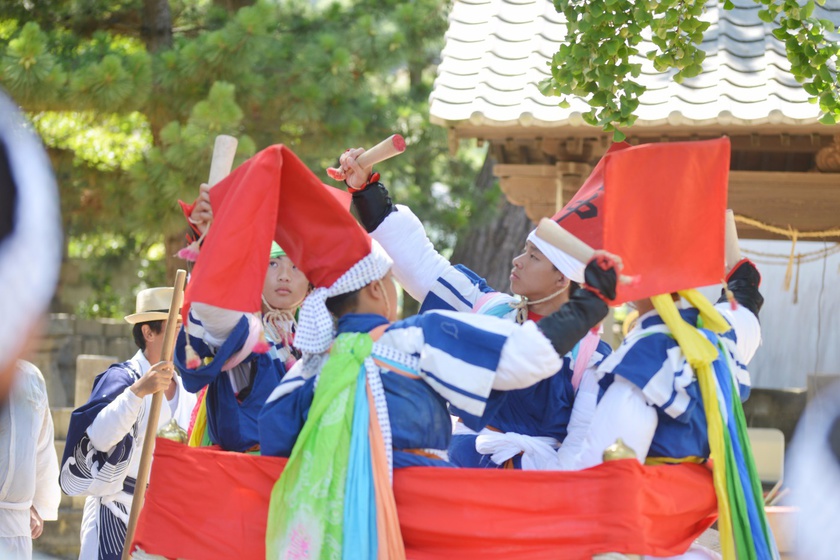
xmin=555 ymin=161 xmax=592 ymax=213
xmin=816 ymin=133 xmax=840 ymax=172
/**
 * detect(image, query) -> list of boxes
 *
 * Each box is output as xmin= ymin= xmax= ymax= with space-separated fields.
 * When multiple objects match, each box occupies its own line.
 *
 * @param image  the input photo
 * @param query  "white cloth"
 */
xmin=0 ymin=93 xmax=62 ymax=374
xmin=475 ymin=431 xmax=559 ymax=470
xmin=788 ymin=383 xmax=840 ymax=560
xmin=0 ymin=361 xmax=60 ymax=560
xmin=565 ymin=376 xmax=659 ymax=470
xmin=369 ymin=205 xmax=450 ymax=304
xmin=78 ymin=351 xmax=194 ymax=560
xmin=554 ymin=367 xmax=601 ymax=469
xmin=526 ymin=229 xmax=586 ymax=284
xmin=296 ymin=240 xmax=393 ymax=355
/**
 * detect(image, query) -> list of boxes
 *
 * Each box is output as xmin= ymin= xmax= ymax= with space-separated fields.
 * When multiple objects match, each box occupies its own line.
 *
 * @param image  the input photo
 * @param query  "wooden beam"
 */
xmin=729 ymin=171 xmax=840 ymax=240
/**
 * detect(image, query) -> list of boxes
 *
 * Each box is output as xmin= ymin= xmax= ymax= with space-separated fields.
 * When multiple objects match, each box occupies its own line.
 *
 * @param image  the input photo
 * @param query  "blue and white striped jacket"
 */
xmin=259 ymin=311 xmax=562 ymax=467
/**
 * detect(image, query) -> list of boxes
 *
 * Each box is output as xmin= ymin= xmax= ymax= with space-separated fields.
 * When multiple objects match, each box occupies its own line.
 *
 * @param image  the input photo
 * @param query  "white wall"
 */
xmin=700 ymin=239 xmax=840 ymax=390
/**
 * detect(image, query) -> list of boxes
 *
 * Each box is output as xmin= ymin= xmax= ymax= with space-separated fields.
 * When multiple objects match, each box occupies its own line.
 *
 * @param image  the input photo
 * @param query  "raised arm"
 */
xmin=332 ymin=148 xmax=498 ymax=311
xmin=715 ymin=258 xmax=763 ymax=364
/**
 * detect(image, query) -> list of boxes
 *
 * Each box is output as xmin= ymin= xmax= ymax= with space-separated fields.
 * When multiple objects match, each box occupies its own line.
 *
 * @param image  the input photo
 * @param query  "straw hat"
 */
xmin=125 ymin=287 xmax=175 ymax=324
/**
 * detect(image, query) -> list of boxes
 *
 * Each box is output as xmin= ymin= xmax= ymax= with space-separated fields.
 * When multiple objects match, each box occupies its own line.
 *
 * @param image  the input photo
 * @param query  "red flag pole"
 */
xmin=122 ymin=135 xmax=238 ymax=559
xmin=724 ymin=209 xmax=742 ymax=272
xmin=535 ymin=218 xmax=634 ymax=286
xmin=356 ymin=134 xmax=406 ymax=168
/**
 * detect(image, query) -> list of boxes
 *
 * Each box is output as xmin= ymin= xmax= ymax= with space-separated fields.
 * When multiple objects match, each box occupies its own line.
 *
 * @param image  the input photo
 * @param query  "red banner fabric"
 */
xmin=132 ymin=439 xmax=717 ymax=560
xmin=553 ymin=138 xmax=730 ymax=304
xmin=603 ymin=138 xmax=730 ymax=302
xmin=553 ymin=142 xmax=631 ymax=250
xmin=183 ymin=145 xmax=369 ymax=321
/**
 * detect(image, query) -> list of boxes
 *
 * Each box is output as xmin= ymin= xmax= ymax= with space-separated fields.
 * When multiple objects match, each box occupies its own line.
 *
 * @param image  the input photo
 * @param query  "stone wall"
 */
xmin=29 ymin=313 xmax=135 ymax=408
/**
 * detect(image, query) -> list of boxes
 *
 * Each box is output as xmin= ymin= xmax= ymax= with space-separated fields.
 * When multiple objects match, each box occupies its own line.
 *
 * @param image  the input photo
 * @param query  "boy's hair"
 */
xmin=132 ymin=320 xmax=164 ymax=351
xmin=326 ymin=289 xmax=361 ymax=318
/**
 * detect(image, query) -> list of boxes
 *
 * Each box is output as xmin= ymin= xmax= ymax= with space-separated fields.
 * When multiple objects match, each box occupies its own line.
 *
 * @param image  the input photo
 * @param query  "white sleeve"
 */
xmin=563 ymin=376 xmax=658 ymax=470
xmin=493 ymin=320 xmax=563 ymax=390
xmin=86 ymin=387 xmax=143 ymax=452
xmin=715 ymin=303 xmax=762 ymax=364
xmin=190 ymin=302 xmax=248 ymax=347
xmin=33 ymin=392 xmax=60 ymax=521
xmin=555 ymin=368 xmax=599 ymax=467
xmin=370 ymin=205 xmax=452 ymax=303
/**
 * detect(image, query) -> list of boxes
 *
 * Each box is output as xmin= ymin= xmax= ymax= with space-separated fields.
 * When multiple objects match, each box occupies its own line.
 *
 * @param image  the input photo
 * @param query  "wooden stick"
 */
xmin=535 ymin=218 xmax=634 ymax=285
xmin=122 ymin=270 xmax=187 ymax=560
xmin=535 ymin=218 xmax=596 ymax=265
xmin=356 ymin=134 xmax=406 ymax=169
xmin=208 ymin=135 xmax=238 ymax=187
xmin=724 ymin=209 xmax=742 ymax=272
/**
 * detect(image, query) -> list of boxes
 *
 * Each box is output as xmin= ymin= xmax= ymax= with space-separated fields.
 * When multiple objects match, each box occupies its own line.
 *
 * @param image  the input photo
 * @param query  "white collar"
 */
xmin=132 ymin=349 xmax=152 ymax=375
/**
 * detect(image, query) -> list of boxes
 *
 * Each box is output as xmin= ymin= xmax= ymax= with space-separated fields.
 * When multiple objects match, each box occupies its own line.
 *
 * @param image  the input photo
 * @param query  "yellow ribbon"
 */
xmin=650 ymin=290 xmax=735 ymax=560
xmin=188 ymin=390 xmax=208 ymax=448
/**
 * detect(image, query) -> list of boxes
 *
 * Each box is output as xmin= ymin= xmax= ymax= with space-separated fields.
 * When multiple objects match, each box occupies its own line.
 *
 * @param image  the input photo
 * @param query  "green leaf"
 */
xmin=819 ymin=113 xmax=838 ymax=125
xmin=613 ymin=129 xmax=627 ymax=142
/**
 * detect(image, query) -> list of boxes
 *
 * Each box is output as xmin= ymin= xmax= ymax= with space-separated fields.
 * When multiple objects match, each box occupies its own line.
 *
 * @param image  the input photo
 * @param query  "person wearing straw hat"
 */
xmin=59 ymin=287 xmax=195 ymax=560
xmin=328 ymin=148 xmax=613 ymax=470
xmin=0 ymin=90 xmax=63 ymax=560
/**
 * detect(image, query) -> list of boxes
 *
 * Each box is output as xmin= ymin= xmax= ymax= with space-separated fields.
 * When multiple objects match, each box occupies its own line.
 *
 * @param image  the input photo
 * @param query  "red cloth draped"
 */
xmin=182 ymin=145 xmax=365 ymax=321
xmin=553 ymin=138 xmax=730 ymax=303
xmin=132 ymin=439 xmax=717 ymax=559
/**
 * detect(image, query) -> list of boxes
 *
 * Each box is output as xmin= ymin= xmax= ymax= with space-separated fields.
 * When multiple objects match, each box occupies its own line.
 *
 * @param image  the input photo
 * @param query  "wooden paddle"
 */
xmin=534 ymin=218 xmax=634 ymax=286
xmin=326 ymin=134 xmax=407 ymax=181
xmin=724 ymin=209 xmax=742 ymax=273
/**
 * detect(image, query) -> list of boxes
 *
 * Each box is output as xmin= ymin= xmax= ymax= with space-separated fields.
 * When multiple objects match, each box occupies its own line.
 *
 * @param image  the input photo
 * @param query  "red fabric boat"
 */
xmin=131 ymin=439 xmax=717 ymax=559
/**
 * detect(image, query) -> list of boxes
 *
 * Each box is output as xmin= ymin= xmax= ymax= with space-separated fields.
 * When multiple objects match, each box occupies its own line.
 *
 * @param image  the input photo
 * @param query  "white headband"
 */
xmin=526 ymin=229 xmax=586 ymax=284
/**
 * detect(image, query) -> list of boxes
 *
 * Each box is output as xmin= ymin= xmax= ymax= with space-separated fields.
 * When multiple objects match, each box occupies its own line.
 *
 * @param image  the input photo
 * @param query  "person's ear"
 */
xmin=367 ymin=279 xmax=384 ymax=302
xmin=142 ymin=324 xmax=153 ymax=341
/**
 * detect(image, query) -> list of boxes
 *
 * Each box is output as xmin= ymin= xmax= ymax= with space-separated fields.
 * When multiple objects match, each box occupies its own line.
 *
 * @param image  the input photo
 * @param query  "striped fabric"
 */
xmin=596 ymin=305 xmax=753 ymax=461
xmin=175 ymin=313 xmax=285 ymax=451
xmin=97 ymin=500 xmax=128 ymax=560
xmin=60 ymin=362 xmax=143 ymax=500
xmin=598 ymin=307 xmax=751 ymax=422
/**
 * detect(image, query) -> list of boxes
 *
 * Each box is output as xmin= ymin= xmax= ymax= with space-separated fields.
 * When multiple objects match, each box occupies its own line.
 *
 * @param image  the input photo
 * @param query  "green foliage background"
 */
xmin=0 ymin=0 xmax=491 ymax=317
xmin=542 ymin=0 xmax=840 ymax=141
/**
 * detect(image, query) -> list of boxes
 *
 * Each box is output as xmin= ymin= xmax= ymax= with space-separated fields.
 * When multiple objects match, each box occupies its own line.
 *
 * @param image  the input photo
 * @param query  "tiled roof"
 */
xmin=430 ymin=0 xmax=840 ymax=130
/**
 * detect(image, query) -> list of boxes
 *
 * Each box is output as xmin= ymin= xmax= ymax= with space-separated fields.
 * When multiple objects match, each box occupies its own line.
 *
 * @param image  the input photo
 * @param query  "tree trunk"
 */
xmin=213 ymin=0 xmax=257 ymax=12
xmin=450 ymin=152 xmax=534 ymax=294
xmin=164 ymin=228 xmax=188 ymax=285
xmin=142 ymin=0 xmax=173 ymax=53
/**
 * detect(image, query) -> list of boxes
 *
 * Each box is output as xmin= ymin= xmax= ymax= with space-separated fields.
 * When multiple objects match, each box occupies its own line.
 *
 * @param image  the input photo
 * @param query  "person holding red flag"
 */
xmin=542 ymin=138 xmax=774 ymax=560
xmin=177 ymin=184 xmax=310 ymax=450
xmin=329 ymin=148 xmax=613 ymax=470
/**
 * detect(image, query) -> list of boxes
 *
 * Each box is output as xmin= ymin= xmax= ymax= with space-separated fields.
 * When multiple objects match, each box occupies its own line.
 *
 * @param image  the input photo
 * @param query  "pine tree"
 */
xmin=1 ymin=0 xmax=489 ymax=314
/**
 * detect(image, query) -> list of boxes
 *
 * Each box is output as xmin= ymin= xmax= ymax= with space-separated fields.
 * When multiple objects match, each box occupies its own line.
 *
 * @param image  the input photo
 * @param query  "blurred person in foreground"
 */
xmin=0 ymin=90 xmax=63 ymax=558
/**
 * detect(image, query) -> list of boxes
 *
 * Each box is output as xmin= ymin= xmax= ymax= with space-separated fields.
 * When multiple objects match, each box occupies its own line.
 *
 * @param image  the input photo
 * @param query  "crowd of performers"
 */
xmin=55 ymin=141 xmax=771 ymax=560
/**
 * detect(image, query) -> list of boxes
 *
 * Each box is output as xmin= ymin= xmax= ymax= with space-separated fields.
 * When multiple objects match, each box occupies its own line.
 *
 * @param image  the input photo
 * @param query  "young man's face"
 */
xmin=263 ymin=256 xmax=309 ymax=311
xmin=509 ymin=241 xmax=567 ymax=300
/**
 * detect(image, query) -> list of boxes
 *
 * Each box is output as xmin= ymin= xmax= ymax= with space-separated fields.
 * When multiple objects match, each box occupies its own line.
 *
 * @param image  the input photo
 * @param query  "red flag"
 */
xmin=132 ymin=440 xmax=716 ymax=560
xmin=553 ymin=142 xmax=631 ymax=249
xmin=182 ymin=145 xmax=369 ymax=321
xmin=553 ymin=138 xmax=730 ymax=303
